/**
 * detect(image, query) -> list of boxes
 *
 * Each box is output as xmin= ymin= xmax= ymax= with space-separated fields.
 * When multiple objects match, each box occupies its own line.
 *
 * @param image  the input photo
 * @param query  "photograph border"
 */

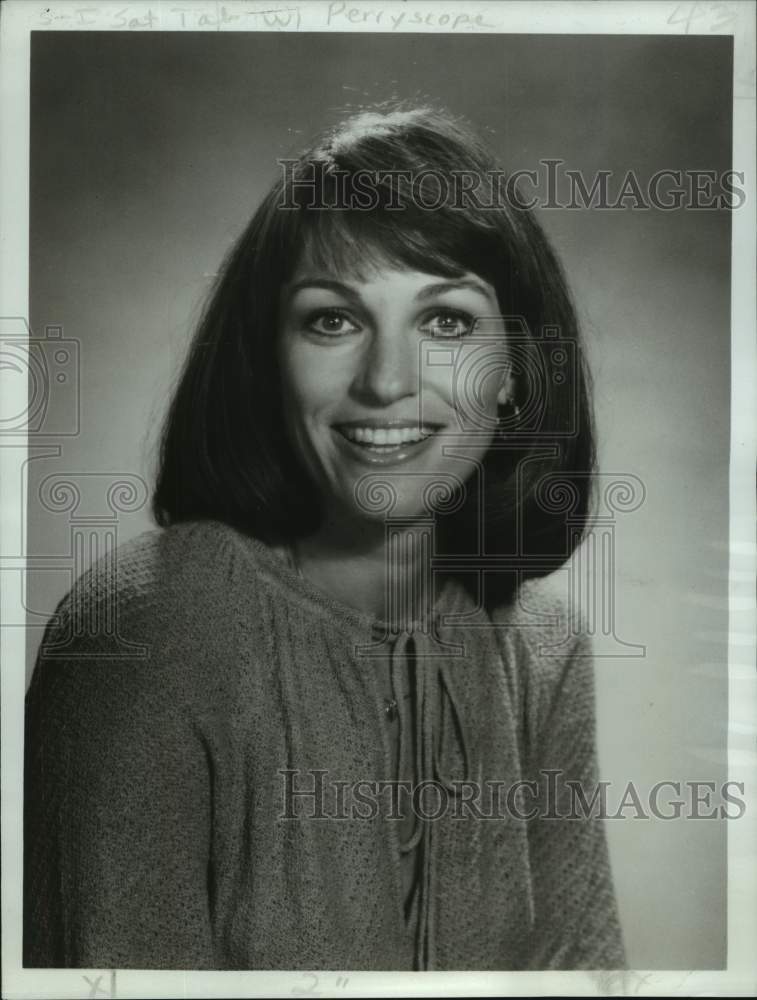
xmin=1 ymin=1 xmax=755 ymax=997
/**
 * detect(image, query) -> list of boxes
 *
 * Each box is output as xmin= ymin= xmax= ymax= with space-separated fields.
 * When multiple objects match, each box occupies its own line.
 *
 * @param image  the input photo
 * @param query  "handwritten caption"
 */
xmin=38 ymin=4 xmax=495 ymax=31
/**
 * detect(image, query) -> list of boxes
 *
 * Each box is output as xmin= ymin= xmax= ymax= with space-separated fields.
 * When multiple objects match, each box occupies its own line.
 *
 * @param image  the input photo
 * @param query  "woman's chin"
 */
xmin=337 ymin=485 xmax=455 ymax=525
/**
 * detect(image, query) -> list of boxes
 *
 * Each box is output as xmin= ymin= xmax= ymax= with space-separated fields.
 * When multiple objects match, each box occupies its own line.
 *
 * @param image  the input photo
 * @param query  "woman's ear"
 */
xmin=497 ymin=373 xmax=517 ymax=408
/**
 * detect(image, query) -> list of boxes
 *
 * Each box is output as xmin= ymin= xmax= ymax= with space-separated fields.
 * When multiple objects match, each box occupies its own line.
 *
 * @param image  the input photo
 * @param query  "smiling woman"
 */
xmin=24 ymin=104 xmax=625 ymax=972
xmin=277 ymin=267 xmax=506 ymax=545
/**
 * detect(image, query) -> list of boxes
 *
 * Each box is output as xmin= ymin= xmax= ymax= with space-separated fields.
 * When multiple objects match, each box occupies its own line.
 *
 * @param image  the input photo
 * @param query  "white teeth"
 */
xmin=340 ymin=425 xmax=435 ymax=446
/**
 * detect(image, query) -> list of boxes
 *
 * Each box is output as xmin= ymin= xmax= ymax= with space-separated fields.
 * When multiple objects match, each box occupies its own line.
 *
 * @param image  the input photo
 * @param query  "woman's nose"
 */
xmin=353 ymin=330 xmax=418 ymax=406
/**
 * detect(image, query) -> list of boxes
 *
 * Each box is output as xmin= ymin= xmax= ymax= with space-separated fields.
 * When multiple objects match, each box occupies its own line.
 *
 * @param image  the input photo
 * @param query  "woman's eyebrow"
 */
xmin=284 ymin=277 xmax=362 ymax=304
xmin=415 ymin=279 xmax=494 ymax=302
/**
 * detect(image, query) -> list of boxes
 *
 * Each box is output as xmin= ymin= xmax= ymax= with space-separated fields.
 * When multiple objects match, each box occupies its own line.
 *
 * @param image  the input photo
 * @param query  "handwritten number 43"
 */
xmin=667 ymin=2 xmax=739 ymax=33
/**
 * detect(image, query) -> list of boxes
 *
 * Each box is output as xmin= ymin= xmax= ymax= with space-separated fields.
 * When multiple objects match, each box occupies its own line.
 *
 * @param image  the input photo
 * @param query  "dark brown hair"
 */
xmin=152 ymin=104 xmax=596 ymax=602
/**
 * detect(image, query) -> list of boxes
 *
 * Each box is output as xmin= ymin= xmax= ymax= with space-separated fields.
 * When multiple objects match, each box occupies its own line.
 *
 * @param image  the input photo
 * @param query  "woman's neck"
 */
xmin=293 ymin=515 xmax=434 ymax=626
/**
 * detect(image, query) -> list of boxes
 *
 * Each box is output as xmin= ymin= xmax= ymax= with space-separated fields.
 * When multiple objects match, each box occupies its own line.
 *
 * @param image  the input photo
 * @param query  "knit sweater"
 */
xmin=24 ymin=518 xmax=626 ymax=971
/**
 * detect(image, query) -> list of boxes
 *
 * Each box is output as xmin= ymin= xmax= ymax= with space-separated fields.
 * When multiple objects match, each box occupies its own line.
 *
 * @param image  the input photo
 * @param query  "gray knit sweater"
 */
xmin=24 ymin=518 xmax=626 ymax=971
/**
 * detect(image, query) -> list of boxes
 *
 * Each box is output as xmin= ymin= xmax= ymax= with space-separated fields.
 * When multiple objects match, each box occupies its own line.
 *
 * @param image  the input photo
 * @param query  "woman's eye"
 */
xmin=305 ymin=310 xmax=361 ymax=337
xmin=423 ymin=310 xmax=475 ymax=339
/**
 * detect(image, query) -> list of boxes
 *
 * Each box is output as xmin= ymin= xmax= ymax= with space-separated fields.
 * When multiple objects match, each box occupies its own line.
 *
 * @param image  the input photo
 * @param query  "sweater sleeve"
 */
xmin=23 ymin=600 xmax=215 ymax=969
xmin=523 ymin=627 xmax=627 ymax=971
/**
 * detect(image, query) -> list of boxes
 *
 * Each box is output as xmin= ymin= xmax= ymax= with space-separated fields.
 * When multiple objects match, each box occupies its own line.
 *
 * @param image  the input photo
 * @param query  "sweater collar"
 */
xmin=224 ymin=523 xmax=474 ymax=642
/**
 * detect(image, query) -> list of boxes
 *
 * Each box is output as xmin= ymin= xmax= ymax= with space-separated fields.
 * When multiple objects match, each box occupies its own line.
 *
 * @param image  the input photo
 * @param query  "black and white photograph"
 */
xmin=1 ymin=1 xmax=755 ymax=997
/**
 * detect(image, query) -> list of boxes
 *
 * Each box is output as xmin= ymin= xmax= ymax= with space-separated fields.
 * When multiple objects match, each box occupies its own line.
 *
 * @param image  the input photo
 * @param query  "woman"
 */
xmin=24 ymin=104 xmax=626 ymax=971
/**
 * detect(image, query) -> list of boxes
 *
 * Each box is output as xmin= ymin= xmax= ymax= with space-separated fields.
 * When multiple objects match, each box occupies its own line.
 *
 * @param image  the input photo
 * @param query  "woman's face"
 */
xmin=277 ymin=259 xmax=512 ymax=525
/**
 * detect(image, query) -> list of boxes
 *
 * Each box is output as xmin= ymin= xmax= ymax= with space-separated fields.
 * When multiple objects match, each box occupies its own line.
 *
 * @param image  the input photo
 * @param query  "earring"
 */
xmin=498 ymin=398 xmax=520 ymax=417
xmin=496 ymin=399 xmax=520 ymax=438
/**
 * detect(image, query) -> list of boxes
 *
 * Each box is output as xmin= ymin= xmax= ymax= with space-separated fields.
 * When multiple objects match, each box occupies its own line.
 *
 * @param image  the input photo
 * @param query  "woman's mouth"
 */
xmin=332 ymin=421 xmax=443 ymax=465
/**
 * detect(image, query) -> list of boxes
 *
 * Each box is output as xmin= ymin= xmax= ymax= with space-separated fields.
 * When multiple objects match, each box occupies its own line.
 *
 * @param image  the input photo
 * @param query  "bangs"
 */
xmin=282 ymin=203 xmax=505 ymax=290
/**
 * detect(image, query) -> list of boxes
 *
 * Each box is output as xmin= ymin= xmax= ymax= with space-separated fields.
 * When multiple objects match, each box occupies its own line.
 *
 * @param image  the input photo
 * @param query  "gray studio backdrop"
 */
xmin=25 ymin=31 xmax=732 ymax=970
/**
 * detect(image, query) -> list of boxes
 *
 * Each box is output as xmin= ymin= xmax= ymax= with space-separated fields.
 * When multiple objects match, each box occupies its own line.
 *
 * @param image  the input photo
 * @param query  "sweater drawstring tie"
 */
xmin=388 ymin=622 xmax=474 ymax=971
